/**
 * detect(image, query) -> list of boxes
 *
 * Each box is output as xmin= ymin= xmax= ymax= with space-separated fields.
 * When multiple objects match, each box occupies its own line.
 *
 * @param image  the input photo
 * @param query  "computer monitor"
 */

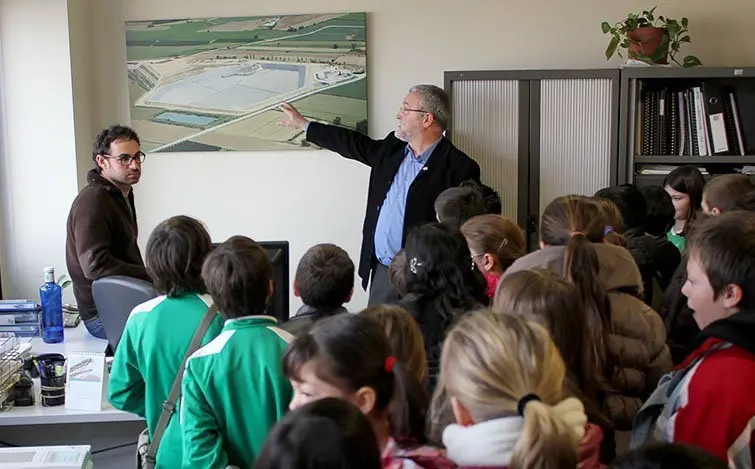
xmin=210 ymin=240 xmax=290 ymax=323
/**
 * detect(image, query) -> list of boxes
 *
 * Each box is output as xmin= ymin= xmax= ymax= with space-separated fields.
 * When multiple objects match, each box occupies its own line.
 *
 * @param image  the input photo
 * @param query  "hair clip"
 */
xmin=384 ymin=356 xmax=397 ymax=373
xmin=604 ymin=226 xmax=615 ymax=236
xmin=409 ymin=257 xmax=422 ymax=274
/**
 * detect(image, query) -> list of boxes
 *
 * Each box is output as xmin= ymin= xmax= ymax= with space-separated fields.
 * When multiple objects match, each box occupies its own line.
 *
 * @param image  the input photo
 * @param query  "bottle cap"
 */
xmin=43 ymin=267 xmax=54 ymax=274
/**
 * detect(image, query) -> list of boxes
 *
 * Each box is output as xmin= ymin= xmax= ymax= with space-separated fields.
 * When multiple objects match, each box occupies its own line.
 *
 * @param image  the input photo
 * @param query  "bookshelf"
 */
xmin=618 ymin=67 xmax=755 ymax=187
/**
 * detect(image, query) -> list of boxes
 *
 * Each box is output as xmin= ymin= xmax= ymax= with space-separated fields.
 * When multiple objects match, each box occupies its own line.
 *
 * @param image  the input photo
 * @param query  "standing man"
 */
xmin=65 ymin=125 xmax=152 ymax=339
xmin=279 ymin=84 xmax=481 ymax=305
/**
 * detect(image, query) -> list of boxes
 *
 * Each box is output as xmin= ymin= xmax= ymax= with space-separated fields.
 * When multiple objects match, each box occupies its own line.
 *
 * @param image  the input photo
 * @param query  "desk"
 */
xmin=0 ymin=323 xmax=144 ymax=467
xmin=26 ymin=321 xmax=109 ymax=356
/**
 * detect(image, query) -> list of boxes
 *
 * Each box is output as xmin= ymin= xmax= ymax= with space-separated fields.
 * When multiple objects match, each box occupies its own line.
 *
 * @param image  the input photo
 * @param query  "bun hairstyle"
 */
xmin=441 ymin=310 xmax=581 ymax=469
xmin=540 ymin=195 xmax=614 ymax=379
xmin=283 ymin=314 xmax=428 ymax=445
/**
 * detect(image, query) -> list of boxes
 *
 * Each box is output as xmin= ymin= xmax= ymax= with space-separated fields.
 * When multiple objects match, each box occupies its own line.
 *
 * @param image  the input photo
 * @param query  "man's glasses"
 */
xmin=399 ymin=105 xmax=429 ymax=114
xmin=104 ymin=152 xmax=146 ymax=166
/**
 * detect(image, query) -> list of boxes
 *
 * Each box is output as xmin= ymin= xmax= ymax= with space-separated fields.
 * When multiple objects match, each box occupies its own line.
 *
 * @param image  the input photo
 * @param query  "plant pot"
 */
xmin=627 ymin=27 xmax=668 ymax=64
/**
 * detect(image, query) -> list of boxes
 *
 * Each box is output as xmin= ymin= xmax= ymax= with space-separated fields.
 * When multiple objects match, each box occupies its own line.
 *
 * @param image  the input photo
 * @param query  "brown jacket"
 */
xmin=503 ymin=243 xmax=672 ymax=430
xmin=65 ymin=170 xmax=150 ymax=321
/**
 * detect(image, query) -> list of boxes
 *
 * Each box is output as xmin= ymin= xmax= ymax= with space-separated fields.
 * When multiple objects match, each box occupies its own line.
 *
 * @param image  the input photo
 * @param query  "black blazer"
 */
xmin=307 ymin=122 xmax=481 ymax=289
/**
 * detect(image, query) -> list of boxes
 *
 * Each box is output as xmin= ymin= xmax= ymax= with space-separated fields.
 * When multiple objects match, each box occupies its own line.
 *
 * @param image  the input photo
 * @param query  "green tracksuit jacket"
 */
xmin=108 ymin=293 xmax=224 ymax=468
xmin=180 ymin=315 xmax=293 ymax=469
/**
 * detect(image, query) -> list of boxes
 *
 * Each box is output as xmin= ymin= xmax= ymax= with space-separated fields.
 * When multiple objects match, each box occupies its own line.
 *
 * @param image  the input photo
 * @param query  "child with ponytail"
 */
xmin=284 ymin=313 xmax=453 ymax=469
xmin=495 ymin=268 xmax=615 ymax=463
xmin=501 ymin=195 xmax=671 ymax=431
xmin=438 ymin=309 xmax=589 ymax=469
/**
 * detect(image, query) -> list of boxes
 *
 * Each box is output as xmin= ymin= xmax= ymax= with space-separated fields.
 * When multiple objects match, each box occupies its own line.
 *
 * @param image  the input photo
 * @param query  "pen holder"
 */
xmin=40 ymin=374 xmax=66 ymax=406
xmin=35 ymin=353 xmax=66 ymax=407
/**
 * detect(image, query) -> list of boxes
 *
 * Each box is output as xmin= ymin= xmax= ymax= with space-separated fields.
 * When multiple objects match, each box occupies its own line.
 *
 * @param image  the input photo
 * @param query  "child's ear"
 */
xmin=450 ymin=396 xmax=475 ymax=427
xmin=353 ymin=386 xmax=377 ymax=416
xmin=293 ymin=279 xmax=300 ymax=298
xmin=711 ymin=207 xmax=722 ymax=216
xmin=722 ymin=283 xmax=743 ymax=310
xmin=482 ymin=253 xmax=496 ymax=272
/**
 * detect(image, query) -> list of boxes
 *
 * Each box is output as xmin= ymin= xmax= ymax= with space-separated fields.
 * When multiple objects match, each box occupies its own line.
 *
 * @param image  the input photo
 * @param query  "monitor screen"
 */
xmin=210 ymin=240 xmax=290 ymax=323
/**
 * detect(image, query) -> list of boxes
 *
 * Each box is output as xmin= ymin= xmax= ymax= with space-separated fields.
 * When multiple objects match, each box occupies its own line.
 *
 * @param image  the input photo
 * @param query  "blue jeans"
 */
xmin=83 ymin=316 xmax=107 ymax=340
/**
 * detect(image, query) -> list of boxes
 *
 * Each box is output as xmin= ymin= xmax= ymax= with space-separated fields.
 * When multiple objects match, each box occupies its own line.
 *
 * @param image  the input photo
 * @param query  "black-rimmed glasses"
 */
xmin=104 ymin=151 xmax=146 ymax=166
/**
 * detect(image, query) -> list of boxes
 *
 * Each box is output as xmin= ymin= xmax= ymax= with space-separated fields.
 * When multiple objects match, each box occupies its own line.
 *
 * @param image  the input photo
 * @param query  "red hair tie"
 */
xmin=384 ymin=356 xmax=397 ymax=373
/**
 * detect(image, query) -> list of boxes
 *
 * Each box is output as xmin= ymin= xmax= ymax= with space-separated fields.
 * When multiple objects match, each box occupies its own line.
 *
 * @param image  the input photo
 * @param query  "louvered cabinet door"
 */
xmin=534 ymin=73 xmax=620 ymax=216
xmin=447 ymin=78 xmax=523 ymax=223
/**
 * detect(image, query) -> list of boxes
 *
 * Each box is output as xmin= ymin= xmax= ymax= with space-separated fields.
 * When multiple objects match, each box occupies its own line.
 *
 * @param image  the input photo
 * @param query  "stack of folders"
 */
xmin=0 ymin=300 xmax=41 ymax=337
xmin=638 ymin=165 xmax=709 ymax=176
xmin=639 ymin=83 xmax=755 ymax=156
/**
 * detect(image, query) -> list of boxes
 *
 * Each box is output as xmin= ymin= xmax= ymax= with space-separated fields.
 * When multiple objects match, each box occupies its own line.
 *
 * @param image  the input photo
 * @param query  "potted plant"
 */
xmin=602 ymin=7 xmax=702 ymax=67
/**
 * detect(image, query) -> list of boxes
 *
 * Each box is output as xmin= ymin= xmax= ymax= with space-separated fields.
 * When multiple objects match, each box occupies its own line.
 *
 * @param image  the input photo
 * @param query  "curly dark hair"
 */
xmin=92 ymin=125 xmax=140 ymax=169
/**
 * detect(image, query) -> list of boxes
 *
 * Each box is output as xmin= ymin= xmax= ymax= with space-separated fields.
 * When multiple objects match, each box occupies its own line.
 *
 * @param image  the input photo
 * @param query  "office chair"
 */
xmin=91 ymin=276 xmax=157 ymax=352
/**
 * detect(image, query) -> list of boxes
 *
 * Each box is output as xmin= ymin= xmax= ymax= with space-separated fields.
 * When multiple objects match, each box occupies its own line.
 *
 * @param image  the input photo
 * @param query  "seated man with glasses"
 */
xmin=279 ymin=84 xmax=481 ymax=305
xmin=65 ymin=125 xmax=152 ymax=339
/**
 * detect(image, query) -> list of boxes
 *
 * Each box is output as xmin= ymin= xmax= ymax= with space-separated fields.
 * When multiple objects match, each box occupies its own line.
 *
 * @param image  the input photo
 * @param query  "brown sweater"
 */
xmin=65 ymin=170 xmax=150 ymax=320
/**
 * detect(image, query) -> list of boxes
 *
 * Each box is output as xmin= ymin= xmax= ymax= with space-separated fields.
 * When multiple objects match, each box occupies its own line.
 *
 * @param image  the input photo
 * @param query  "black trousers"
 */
xmin=368 ymin=263 xmax=399 ymax=306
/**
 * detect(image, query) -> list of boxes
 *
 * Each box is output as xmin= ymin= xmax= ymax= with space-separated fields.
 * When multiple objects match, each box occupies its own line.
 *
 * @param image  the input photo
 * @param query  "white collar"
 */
xmin=223 ymin=315 xmax=276 ymax=327
xmin=442 ymin=397 xmax=586 ymax=466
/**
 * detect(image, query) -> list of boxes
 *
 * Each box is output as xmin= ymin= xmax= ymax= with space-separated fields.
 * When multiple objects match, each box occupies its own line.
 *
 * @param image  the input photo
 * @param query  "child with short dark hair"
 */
xmin=108 ymin=215 xmax=224 ymax=469
xmin=701 ymin=173 xmax=755 ymax=215
xmin=254 ymin=397 xmax=382 ymax=469
xmin=460 ymin=179 xmax=502 ymax=215
xmin=284 ymin=314 xmax=451 ymax=468
xmin=639 ymin=186 xmax=681 ymax=294
xmin=282 ymin=243 xmax=354 ymax=336
xmin=180 ymin=235 xmax=293 ymax=468
xmin=611 ymin=443 xmax=726 ymax=469
xmin=595 ymin=184 xmax=660 ymax=305
xmin=434 ymin=185 xmax=486 ymax=230
xmin=632 ymin=211 xmax=755 ymax=466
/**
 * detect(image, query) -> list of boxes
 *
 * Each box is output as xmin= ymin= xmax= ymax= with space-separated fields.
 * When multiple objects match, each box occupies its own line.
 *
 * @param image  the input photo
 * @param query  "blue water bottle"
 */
xmin=40 ymin=267 xmax=64 ymax=343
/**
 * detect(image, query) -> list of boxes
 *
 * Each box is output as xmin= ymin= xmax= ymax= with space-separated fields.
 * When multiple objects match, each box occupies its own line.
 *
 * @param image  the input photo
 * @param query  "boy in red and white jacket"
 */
xmin=631 ymin=211 xmax=755 ymax=468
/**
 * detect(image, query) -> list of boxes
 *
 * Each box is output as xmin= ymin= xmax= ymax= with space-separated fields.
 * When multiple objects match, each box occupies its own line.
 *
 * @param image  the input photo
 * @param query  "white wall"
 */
xmin=0 ymin=0 xmax=79 ymax=303
xmin=2 ymin=0 xmax=755 ymax=312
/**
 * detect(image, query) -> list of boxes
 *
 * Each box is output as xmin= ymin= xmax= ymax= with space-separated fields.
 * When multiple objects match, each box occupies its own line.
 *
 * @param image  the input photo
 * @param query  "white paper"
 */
xmin=65 ymin=352 xmax=107 ymax=412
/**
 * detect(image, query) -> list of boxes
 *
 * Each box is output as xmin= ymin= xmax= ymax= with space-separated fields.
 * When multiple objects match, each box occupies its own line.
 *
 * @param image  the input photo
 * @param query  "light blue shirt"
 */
xmin=374 ymin=138 xmax=442 ymax=266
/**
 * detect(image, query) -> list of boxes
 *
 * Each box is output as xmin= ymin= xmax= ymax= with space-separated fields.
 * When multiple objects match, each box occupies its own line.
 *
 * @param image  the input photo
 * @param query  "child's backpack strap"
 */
xmin=629 ymin=341 xmax=730 ymax=449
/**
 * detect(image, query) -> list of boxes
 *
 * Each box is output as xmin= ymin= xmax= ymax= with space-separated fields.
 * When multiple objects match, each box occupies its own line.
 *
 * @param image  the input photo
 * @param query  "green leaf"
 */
xmin=666 ymin=21 xmax=681 ymax=37
xmin=682 ymin=17 xmax=689 ymax=29
xmin=652 ymin=34 xmax=670 ymax=62
xmin=606 ymin=35 xmax=620 ymax=60
xmin=683 ymin=55 xmax=702 ymax=67
xmin=679 ymin=35 xmax=691 ymax=43
xmin=601 ymin=21 xmax=612 ymax=34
